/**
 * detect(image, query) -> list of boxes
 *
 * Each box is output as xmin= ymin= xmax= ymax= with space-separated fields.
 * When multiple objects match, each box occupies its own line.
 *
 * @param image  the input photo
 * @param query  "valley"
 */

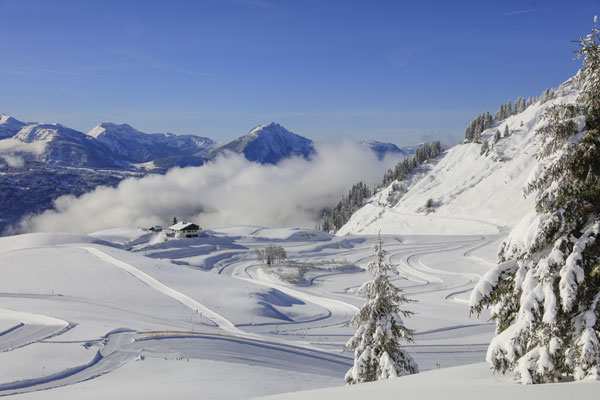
xmin=0 ymin=226 xmax=498 ymax=398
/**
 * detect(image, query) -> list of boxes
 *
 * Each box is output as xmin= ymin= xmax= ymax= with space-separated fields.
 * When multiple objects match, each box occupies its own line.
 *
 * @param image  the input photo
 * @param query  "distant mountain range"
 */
xmin=0 ymin=115 xmax=412 ymax=233
xmin=0 ymin=116 xmax=408 ymax=170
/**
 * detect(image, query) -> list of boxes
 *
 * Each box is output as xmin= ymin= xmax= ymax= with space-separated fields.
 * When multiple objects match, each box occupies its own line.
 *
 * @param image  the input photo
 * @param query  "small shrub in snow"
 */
xmin=344 ymin=234 xmax=418 ymax=384
xmin=256 ymin=244 xmax=287 ymax=266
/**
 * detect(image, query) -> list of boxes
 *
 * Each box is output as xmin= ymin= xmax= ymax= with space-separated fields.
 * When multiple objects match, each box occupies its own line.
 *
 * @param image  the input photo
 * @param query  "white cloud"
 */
xmin=16 ymin=141 xmax=402 ymax=234
xmin=0 ymin=138 xmax=47 ymax=154
xmin=0 ymin=154 xmax=25 ymax=167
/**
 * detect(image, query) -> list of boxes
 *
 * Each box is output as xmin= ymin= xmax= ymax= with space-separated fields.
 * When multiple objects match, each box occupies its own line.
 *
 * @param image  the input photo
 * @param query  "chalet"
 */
xmin=149 ymin=225 xmax=163 ymax=232
xmin=168 ymin=221 xmax=201 ymax=238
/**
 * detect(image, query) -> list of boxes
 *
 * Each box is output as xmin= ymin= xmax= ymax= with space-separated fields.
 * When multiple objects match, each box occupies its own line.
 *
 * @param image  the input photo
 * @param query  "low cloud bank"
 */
xmin=0 ymin=139 xmax=46 ymax=168
xmin=1 ymin=154 xmax=25 ymax=167
xmin=17 ymin=141 xmax=401 ymax=234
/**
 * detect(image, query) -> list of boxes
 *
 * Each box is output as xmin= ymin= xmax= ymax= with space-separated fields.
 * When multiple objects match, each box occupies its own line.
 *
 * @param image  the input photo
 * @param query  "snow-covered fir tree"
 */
xmin=465 ymin=112 xmax=492 ymax=142
xmin=344 ymin=234 xmax=418 ymax=384
xmin=470 ymin=18 xmax=600 ymax=384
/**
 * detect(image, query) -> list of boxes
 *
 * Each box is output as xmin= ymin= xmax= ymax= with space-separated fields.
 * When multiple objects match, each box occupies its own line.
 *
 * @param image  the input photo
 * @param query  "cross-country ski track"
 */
xmin=0 ymin=228 xmax=502 ymax=398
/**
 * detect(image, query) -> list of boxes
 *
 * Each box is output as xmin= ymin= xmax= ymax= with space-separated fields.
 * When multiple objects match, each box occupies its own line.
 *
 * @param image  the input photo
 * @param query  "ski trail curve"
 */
xmin=82 ymin=247 xmax=246 ymax=336
xmin=238 ymin=276 xmax=359 ymax=318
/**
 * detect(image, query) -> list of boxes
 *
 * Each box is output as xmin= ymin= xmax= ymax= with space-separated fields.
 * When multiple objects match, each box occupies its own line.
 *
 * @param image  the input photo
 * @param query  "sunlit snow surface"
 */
xmin=0 ymin=227 xmax=595 ymax=398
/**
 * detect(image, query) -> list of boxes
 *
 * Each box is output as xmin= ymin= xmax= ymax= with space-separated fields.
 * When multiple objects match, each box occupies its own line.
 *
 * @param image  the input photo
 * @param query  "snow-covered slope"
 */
xmin=2 ymin=224 xmax=596 ymax=398
xmin=339 ymin=78 xmax=580 ymax=236
xmin=254 ymin=362 xmax=598 ymax=400
xmin=0 ymin=225 xmax=500 ymax=398
xmin=213 ymin=122 xmax=315 ymax=164
xmin=88 ymin=123 xmax=216 ymax=163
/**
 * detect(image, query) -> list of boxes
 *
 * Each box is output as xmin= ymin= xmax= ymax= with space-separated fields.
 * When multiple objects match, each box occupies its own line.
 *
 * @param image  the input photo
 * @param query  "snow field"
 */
xmin=0 ymin=223 xmax=595 ymax=398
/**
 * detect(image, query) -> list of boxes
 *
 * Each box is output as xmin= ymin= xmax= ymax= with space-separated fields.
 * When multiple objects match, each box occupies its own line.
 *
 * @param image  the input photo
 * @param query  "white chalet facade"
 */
xmin=168 ymin=222 xmax=201 ymax=238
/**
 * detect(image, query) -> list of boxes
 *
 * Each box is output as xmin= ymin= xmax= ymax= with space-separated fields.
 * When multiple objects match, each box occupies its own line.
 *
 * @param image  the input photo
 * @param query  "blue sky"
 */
xmin=0 ymin=0 xmax=599 ymax=145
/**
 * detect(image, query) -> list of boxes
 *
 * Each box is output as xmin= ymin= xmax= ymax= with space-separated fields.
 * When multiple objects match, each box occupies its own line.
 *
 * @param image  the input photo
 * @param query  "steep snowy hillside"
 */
xmin=213 ymin=122 xmax=315 ymax=164
xmin=88 ymin=123 xmax=216 ymax=163
xmin=338 ymin=77 xmax=581 ymax=236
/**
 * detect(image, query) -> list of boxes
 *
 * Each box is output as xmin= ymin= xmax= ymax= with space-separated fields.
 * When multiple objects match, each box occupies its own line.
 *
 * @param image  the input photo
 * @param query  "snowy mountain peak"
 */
xmin=247 ymin=122 xmax=290 ymax=137
xmin=215 ymin=122 xmax=315 ymax=164
xmin=0 ymin=114 xmax=26 ymax=127
xmin=0 ymin=114 xmax=26 ymax=139
xmin=87 ymin=122 xmax=143 ymax=139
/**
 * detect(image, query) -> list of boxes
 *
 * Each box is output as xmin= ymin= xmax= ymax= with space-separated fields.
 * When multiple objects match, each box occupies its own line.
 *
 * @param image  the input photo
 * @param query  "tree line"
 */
xmin=320 ymin=141 xmax=444 ymax=233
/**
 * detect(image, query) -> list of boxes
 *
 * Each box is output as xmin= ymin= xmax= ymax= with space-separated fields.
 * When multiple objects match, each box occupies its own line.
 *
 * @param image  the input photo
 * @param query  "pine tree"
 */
xmin=470 ymin=18 xmax=600 ymax=384
xmin=480 ymin=139 xmax=489 ymax=155
xmin=344 ymin=234 xmax=418 ymax=384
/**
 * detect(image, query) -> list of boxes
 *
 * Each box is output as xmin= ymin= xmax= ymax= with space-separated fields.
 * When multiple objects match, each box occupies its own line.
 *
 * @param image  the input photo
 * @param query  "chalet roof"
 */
xmin=168 ymin=221 xmax=200 ymax=231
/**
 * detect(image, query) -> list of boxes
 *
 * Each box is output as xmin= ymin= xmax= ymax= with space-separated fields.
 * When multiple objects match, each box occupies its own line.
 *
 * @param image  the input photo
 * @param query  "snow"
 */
xmin=15 ymin=357 xmax=339 ymax=400
xmin=0 ymin=227 xmax=512 ymax=397
xmin=339 ymin=79 xmax=580 ymax=236
xmin=252 ymin=362 xmax=599 ymax=400
xmin=82 ymin=246 xmax=245 ymax=336
xmin=1 ymin=77 xmax=598 ymax=397
xmin=0 ymin=308 xmax=67 ymax=328
xmin=559 ymin=221 xmax=599 ymax=311
xmin=0 ymin=232 xmax=109 ymax=253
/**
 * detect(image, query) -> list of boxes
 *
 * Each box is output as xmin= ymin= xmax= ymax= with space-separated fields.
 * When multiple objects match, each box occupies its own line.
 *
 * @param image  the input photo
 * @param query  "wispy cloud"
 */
xmin=108 ymin=48 xmax=211 ymax=76
xmin=388 ymin=32 xmax=472 ymax=68
xmin=500 ymin=9 xmax=535 ymax=16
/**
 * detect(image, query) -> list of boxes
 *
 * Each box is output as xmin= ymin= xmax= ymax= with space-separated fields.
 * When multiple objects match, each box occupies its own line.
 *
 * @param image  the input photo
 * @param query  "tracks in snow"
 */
xmin=82 ymin=247 xmax=246 ymax=337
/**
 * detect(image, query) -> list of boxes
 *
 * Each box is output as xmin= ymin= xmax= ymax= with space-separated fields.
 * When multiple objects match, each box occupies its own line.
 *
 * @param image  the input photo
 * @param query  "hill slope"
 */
xmin=338 ymin=77 xmax=581 ymax=236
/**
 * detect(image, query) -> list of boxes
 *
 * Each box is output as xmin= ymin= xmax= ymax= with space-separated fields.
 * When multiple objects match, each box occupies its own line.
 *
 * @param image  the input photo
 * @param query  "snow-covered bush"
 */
xmin=256 ymin=244 xmax=287 ymax=266
xmin=344 ymin=234 xmax=418 ymax=384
